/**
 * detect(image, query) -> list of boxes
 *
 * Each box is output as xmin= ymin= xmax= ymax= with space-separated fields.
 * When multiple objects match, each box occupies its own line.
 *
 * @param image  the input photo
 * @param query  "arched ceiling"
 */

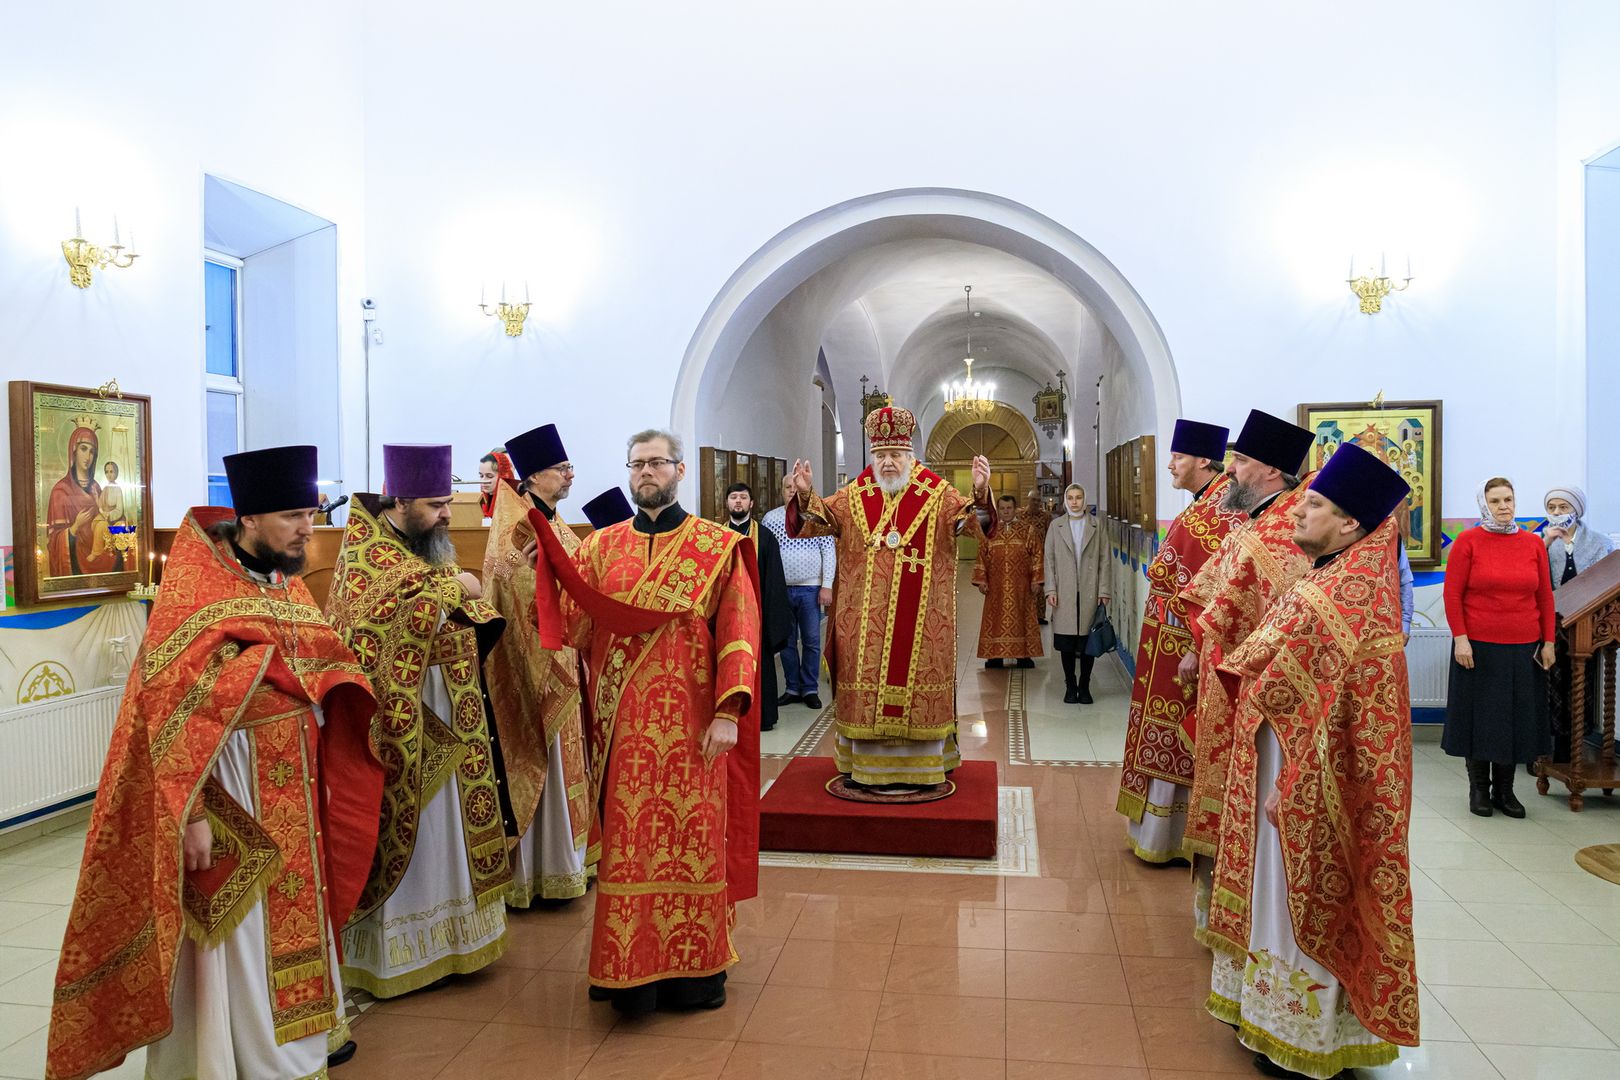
xmin=763 ymin=236 xmax=1108 ymax=444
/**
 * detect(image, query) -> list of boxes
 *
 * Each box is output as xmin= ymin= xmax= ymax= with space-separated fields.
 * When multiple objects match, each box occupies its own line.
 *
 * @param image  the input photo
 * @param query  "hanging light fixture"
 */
xmin=942 ymin=285 xmax=996 ymax=417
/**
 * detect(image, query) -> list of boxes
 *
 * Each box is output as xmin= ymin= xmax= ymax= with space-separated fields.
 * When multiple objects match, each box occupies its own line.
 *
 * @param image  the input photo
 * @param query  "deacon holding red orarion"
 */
xmin=787 ymin=405 xmax=994 ymax=792
xmin=1115 ymin=418 xmax=1244 ymax=864
xmin=1205 ymin=441 xmax=1417 ymax=1079
xmin=48 ymin=446 xmax=381 ymax=1080
xmin=528 ymin=428 xmax=761 ymax=1018
xmin=1178 ymin=410 xmax=1314 ymax=934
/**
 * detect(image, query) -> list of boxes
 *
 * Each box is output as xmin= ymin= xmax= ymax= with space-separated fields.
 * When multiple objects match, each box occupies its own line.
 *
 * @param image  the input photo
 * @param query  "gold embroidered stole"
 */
xmin=326 ymin=500 xmax=510 ymax=918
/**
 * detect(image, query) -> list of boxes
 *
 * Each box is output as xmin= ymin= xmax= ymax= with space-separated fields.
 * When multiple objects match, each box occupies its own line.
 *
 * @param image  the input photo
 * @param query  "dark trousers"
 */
xmin=779 ymin=585 xmax=823 ymax=696
xmin=1053 ymin=633 xmax=1095 ymax=690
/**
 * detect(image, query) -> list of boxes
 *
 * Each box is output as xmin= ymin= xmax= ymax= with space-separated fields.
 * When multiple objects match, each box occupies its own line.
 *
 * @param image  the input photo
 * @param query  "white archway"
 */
xmin=670 ymin=188 xmax=1182 ymax=514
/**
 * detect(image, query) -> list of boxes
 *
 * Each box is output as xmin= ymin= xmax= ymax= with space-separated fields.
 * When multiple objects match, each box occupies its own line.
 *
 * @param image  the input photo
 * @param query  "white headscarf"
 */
xmin=1476 ymin=479 xmax=1518 ymax=534
xmin=1544 ymin=485 xmax=1587 ymax=527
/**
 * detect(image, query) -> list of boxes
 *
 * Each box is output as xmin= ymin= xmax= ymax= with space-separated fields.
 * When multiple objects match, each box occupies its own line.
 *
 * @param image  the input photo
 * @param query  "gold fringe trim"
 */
xmin=1212 ymin=886 xmax=1248 ymax=915
xmin=1182 ymin=836 xmax=1216 ymax=858
xmin=272 ymin=959 xmax=328 ymax=991
xmin=1115 ymin=789 xmax=1146 ymax=823
xmin=507 ymin=869 xmax=589 ymax=908
xmin=1197 ymin=926 xmax=1243 ymax=954
xmin=327 ymin=1016 xmax=352 ymax=1055
xmin=274 ymin=1009 xmax=337 ymax=1045
xmin=589 ymin=955 xmax=735 ymax=990
xmin=1206 ymin=989 xmax=1399 ymax=1078
xmin=1126 ymin=837 xmax=1190 ymax=864
xmin=340 ymin=933 xmax=508 ymax=999
xmin=184 ymin=860 xmax=279 ymax=950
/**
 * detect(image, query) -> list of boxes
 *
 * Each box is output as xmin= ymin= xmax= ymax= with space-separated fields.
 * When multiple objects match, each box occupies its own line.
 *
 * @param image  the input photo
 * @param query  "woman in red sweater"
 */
xmin=1442 ymin=477 xmax=1556 ymax=817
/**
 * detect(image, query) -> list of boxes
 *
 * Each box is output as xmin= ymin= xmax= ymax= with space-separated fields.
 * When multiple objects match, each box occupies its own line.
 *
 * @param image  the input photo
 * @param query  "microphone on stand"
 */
xmin=324 ymin=495 xmax=350 ymax=512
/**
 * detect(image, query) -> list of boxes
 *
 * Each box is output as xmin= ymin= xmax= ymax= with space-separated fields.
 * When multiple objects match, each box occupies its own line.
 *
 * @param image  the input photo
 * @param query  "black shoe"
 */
xmin=803 ymin=694 xmax=823 ymax=710
xmin=776 ymin=692 xmax=802 ymax=707
xmin=1251 ymin=1052 xmax=1326 ymax=1079
xmin=1077 ymin=686 xmax=1093 ymax=705
xmin=1015 ymin=657 xmax=1035 ymax=669
xmin=609 ymin=985 xmax=658 ymax=1017
xmin=1038 ymin=617 xmax=1049 ymax=625
xmin=985 ymin=659 xmax=1004 ymax=669
xmin=760 ymin=721 xmax=776 ymax=732
xmin=1491 ymin=763 xmax=1526 ymax=818
xmin=588 ymin=984 xmax=611 ymax=1001
xmin=1466 ymin=759 xmax=1493 ymax=817
xmin=327 ymin=1040 xmax=357 ymax=1069
xmin=1063 ymin=687 xmax=1081 ymax=704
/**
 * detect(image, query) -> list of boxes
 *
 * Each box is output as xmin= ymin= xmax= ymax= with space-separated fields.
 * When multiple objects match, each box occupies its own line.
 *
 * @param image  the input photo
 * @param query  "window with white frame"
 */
xmin=204 ymin=251 xmax=244 ymax=507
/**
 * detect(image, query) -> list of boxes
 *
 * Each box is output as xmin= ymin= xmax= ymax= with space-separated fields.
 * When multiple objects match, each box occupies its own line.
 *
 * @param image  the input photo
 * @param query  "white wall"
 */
xmin=1555 ymin=0 xmax=1620 ymax=519
xmin=0 ymin=0 xmax=368 ymax=543
xmin=358 ymin=0 xmax=1575 ymax=524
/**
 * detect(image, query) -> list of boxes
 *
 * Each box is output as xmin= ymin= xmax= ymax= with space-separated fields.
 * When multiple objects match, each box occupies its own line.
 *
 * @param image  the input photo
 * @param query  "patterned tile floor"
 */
xmin=2 ymin=574 xmax=1619 ymax=1078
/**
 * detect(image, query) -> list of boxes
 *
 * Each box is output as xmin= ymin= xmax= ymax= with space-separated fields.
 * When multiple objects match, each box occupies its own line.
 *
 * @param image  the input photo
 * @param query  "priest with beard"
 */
xmin=46 ymin=446 xmax=380 ymax=1080
xmin=1205 ymin=441 xmax=1417 ymax=1078
xmin=527 ymin=428 xmax=761 ymax=1017
xmin=327 ymin=444 xmax=513 ymax=997
xmin=482 ymin=423 xmax=596 ymax=906
xmin=787 ymin=406 xmax=994 ymax=792
xmin=1177 ymin=409 xmax=1314 ymax=936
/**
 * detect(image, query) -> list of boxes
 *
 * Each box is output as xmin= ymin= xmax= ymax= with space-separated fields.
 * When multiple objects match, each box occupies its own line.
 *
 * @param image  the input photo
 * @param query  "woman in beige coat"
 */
xmin=1044 ymin=483 xmax=1111 ymax=703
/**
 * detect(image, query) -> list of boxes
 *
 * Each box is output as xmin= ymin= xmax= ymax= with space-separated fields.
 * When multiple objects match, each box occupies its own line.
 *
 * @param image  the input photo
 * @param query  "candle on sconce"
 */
xmin=480 ymin=283 xmax=486 ymax=306
xmin=114 ymin=215 xmax=121 ymax=246
xmin=1348 ymin=255 xmax=1356 ymax=280
xmin=74 ymin=206 xmax=82 ymax=239
xmin=1406 ymin=255 xmax=1412 ymax=280
xmin=525 ymin=280 xmax=530 ymax=303
xmin=1380 ymin=252 xmax=1386 ymax=278
xmin=147 ymin=550 xmax=155 ymax=583
xmin=501 ymin=282 xmax=507 ymax=304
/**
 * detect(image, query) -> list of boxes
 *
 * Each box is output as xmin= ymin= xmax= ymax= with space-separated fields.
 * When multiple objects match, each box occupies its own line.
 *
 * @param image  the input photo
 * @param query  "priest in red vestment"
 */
xmin=973 ymin=493 xmax=1044 ymax=667
xmin=47 ymin=446 xmax=381 ymax=1080
xmin=1178 ymin=409 xmax=1314 ymax=935
xmin=1205 ymin=441 xmax=1417 ymax=1079
xmin=1116 ymin=418 xmax=1243 ymax=863
xmin=530 ymin=428 xmax=760 ymax=1018
xmin=787 ymin=405 xmax=993 ymax=791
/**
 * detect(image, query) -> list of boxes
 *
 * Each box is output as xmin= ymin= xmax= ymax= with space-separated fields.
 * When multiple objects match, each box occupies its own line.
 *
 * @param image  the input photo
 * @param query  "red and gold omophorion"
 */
xmin=1116 ymin=473 xmax=1242 ymax=857
xmin=481 ymin=481 xmax=592 ymax=902
xmin=46 ymin=508 xmax=380 ymax=1080
xmin=324 ymin=497 xmax=510 ymax=923
xmin=1179 ymin=480 xmax=1312 ymax=859
xmin=788 ymin=463 xmax=991 ymax=783
xmin=972 ymin=514 xmax=1044 ymax=659
xmin=1204 ymin=518 xmax=1417 ymax=1070
xmin=538 ymin=510 xmax=760 ymax=989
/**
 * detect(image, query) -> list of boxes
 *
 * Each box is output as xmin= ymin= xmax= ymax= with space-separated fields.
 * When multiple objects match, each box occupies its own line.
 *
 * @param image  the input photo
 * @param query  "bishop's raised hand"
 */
xmin=790 ymin=459 xmax=815 ymax=497
xmin=971 ymin=455 xmax=991 ymax=495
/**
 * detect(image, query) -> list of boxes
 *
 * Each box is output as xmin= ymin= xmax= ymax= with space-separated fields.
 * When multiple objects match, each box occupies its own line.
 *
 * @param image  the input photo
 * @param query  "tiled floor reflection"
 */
xmin=2 ymin=573 xmax=1619 ymax=1078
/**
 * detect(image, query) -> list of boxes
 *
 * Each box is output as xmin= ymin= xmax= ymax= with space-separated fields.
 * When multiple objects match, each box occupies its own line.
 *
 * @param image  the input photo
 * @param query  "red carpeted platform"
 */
xmin=759 ymin=757 xmax=998 ymax=859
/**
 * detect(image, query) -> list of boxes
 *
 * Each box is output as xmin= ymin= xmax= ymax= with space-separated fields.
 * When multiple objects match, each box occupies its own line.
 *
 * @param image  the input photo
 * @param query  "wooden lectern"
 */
xmin=1535 ymin=549 xmax=1620 ymax=811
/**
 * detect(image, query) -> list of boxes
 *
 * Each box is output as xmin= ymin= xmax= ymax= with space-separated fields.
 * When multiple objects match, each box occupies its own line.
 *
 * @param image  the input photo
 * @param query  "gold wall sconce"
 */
xmin=1346 ymin=254 xmax=1412 ymax=314
xmin=479 ymin=282 xmax=531 ymax=337
xmin=62 ymin=208 xmax=138 ymax=289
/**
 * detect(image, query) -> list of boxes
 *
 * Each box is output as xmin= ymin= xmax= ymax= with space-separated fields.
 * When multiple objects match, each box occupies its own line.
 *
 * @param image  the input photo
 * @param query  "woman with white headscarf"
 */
xmin=1542 ymin=485 xmax=1614 ymax=588
xmin=1442 ymin=477 xmax=1556 ymax=818
xmin=1541 ymin=485 xmax=1614 ymax=767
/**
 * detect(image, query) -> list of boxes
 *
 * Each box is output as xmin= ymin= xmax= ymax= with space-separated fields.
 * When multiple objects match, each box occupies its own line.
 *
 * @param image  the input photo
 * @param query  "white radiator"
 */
xmin=1406 ymin=629 xmax=1452 ymax=708
xmin=0 ymin=686 xmax=121 ymax=831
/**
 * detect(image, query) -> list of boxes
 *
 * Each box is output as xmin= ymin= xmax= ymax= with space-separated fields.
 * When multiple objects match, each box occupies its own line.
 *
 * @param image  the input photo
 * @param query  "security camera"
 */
xmin=361 ymin=298 xmax=377 ymax=310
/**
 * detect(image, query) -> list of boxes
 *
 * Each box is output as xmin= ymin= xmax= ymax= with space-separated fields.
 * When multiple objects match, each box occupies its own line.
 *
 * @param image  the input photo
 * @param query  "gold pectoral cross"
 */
xmin=895 ymin=549 xmax=928 ymax=575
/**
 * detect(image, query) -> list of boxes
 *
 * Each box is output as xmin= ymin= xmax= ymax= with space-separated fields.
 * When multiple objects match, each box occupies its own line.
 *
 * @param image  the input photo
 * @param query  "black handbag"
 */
xmin=1088 ymin=524 xmax=1114 ymax=660
xmin=1084 ymin=602 xmax=1117 ymax=656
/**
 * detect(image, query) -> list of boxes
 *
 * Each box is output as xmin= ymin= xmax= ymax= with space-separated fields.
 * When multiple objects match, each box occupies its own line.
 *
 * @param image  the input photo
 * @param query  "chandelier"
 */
xmin=942 ymin=285 xmax=996 ymax=418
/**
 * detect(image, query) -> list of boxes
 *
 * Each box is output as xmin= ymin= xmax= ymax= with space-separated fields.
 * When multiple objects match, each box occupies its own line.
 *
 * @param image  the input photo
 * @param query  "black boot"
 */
xmin=1015 ymin=657 xmax=1035 ymax=669
xmin=1060 ymin=651 xmax=1080 ymax=703
xmin=1491 ymin=763 xmax=1526 ymax=818
xmin=1077 ymin=653 xmax=1095 ymax=704
xmin=1466 ymin=759 xmax=1492 ymax=817
xmin=985 ymin=658 xmax=1004 ymax=669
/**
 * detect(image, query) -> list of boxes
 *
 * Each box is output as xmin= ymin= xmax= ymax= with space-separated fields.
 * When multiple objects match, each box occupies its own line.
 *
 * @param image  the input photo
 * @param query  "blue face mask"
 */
xmin=1547 ymin=513 xmax=1576 ymax=530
